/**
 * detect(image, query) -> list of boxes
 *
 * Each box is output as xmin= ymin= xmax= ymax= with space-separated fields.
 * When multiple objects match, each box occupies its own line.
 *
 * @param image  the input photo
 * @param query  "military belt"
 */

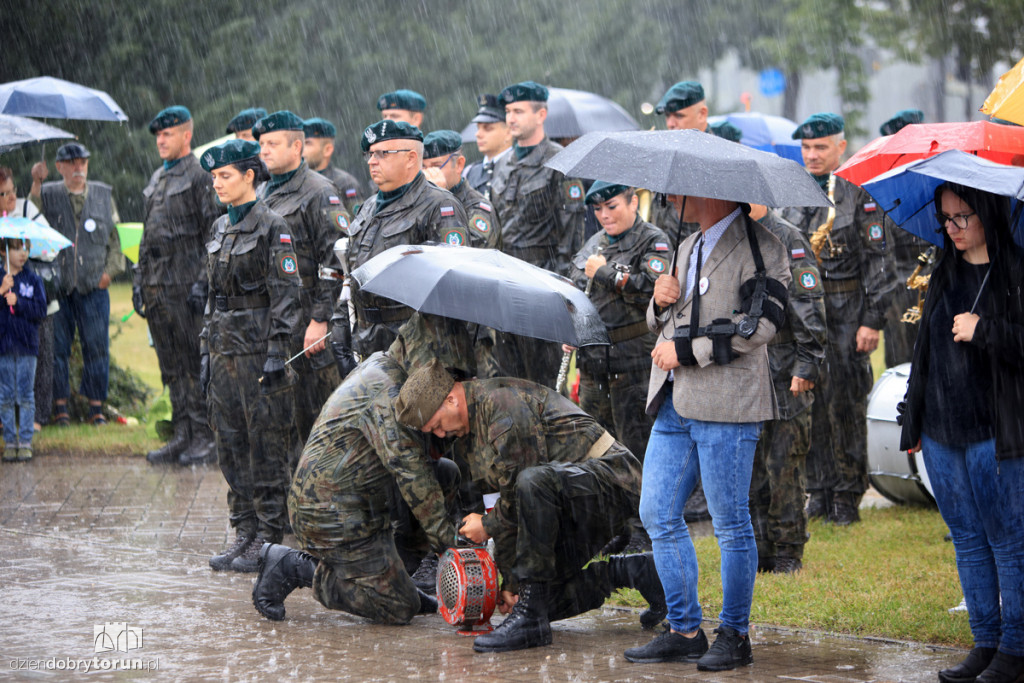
xmin=768 ymin=327 xmax=796 ymax=346
xmin=608 ymin=320 xmax=650 ymax=344
xmin=215 ymin=293 xmax=270 ymax=311
xmin=360 ymin=305 xmax=412 ymax=324
xmin=586 ymin=431 xmax=616 ymax=460
xmin=822 ymin=278 xmax=861 ymax=294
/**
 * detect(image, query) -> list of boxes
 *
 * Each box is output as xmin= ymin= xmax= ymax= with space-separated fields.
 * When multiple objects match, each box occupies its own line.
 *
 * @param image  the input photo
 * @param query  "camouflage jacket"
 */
xmin=781 ymin=175 xmax=898 ymax=330
xmin=490 ymin=138 xmax=585 ymax=274
xmin=569 ymin=216 xmax=673 ymax=373
xmin=140 ymin=153 xmax=222 ymax=287
xmin=317 ymin=164 xmax=364 ymax=215
xmin=759 ymin=211 xmax=827 ymax=420
xmin=450 ymin=179 xmax=500 ymax=249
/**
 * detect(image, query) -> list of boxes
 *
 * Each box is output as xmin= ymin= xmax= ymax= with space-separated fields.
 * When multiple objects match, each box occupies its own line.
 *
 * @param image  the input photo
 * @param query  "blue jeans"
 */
xmin=0 ymin=355 xmax=37 ymax=447
xmin=640 ymin=398 xmax=762 ymax=634
xmin=53 ymin=288 xmax=110 ymax=402
xmin=922 ymin=433 xmax=1024 ymax=655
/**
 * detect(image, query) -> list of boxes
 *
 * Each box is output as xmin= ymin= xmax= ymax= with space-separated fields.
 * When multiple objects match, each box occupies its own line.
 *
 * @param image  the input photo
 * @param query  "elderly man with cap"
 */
xmin=781 ymin=112 xmax=897 ymax=526
xmin=463 ymin=94 xmax=513 ymax=198
xmin=302 ymin=117 xmax=364 ymax=215
xmin=137 ymin=106 xmax=222 ymax=466
xmin=252 ymin=110 xmax=351 ymax=448
xmin=251 ymin=313 xmax=469 ymax=625
xmin=422 ymin=129 xmax=501 ymax=250
xmin=395 ymin=361 xmax=666 ymax=653
xmin=377 ymin=89 xmax=427 ymax=128
xmin=337 ymin=120 xmax=468 ymax=359
xmin=226 ymin=107 xmax=267 ymax=142
xmin=30 ymin=142 xmax=124 ymax=426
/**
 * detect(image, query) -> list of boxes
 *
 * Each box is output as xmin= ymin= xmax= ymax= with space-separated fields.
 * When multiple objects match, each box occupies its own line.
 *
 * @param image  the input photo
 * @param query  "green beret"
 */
xmin=226 ymin=107 xmax=267 ymax=134
xmin=394 ymin=358 xmax=455 ymax=430
xmin=585 ymin=180 xmax=630 ymax=205
xmin=360 ymin=119 xmax=424 ymax=152
xmin=56 ymin=142 xmax=90 ymax=161
xmin=199 ymin=139 xmax=261 ymax=172
xmin=148 ymin=106 xmax=191 ymax=134
xmin=251 ymin=110 xmax=305 ymax=140
xmin=655 ymin=81 xmax=705 ymax=115
xmin=472 ymin=94 xmax=505 ymax=124
xmin=377 ymin=89 xmax=427 ymax=112
xmin=792 ymin=112 xmax=845 ymax=139
xmin=303 ymin=117 xmax=337 ymax=139
xmin=422 ymin=130 xmax=464 ymax=159
xmin=709 ymin=120 xmax=743 ymax=143
xmin=879 ymin=109 xmax=924 ymax=136
xmin=500 ymin=81 xmax=549 ymax=104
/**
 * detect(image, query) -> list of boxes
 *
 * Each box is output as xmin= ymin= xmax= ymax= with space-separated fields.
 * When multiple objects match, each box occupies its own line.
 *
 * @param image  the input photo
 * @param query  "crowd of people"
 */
xmin=1 ymin=76 xmax=1021 ymax=682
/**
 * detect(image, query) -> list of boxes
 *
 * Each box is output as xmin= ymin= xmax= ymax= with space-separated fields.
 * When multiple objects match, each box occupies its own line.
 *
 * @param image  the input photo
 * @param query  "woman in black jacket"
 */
xmin=900 ymin=183 xmax=1024 ymax=683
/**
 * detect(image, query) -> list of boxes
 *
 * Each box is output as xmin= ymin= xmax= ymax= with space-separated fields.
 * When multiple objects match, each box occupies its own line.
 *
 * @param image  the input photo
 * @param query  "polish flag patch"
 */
xmin=864 ymin=202 xmax=877 ymax=212
xmin=654 ymin=242 xmax=670 ymax=252
xmin=792 ymin=247 xmax=806 ymax=259
xmin=345 ymin=188 xmax=358 ymax=198
xmin=440 ymin=206 xmax=455 ymax=217
xmin=328 ymin=195 xmax=341 ymax=205
xmin=280 ymin=234 xmax=292 ymax=245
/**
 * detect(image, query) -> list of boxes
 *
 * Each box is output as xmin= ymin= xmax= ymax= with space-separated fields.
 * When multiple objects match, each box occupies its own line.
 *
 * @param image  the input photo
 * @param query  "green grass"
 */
xmin=108 ymin=281 xmax=162 ymax=392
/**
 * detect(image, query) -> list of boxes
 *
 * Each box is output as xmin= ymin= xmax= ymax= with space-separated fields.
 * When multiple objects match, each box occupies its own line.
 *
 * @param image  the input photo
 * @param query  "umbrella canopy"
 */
xmin=545 ymin=129 xmax=830 ymax=208
xmin=861 ymin=150 xmax=1024 ymax=248
xmin=350 ymin=244 xmax=609 ymax=347
xmin=0 ymin=215 xmax=73 ymax=260
xmin=116 ymin=222 xmax=143 ymax=263
xmin=0 ymin=76 xmax=127 ymax=122
xmin=707 ymin=112 xmax=803 ymax=164
xmin=460 ymin=87 xmax=639 ymax=142
xmin=981 ymin=56 xmax=1024 ymax=127
xmin=835 ymin=121 xmax=1024 ymax=186
xmin=0 ymin=114 xmax=75 ymax=154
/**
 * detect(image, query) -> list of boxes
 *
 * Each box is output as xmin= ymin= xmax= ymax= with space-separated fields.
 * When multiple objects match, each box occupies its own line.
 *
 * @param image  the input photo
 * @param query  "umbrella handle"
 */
xmin=555 ymin=351 xmax=572 ymax=394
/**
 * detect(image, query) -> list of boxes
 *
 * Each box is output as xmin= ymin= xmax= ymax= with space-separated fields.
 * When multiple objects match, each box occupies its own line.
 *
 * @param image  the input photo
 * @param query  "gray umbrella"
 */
xmin=0 ymin=114 xmax=75 ymax=154
xmin=0 ymin=76 xmax=128 ymax=122
xmin=350 ymin=243 xmax=609 ymax=347
xmin=545 ymin=129 xmax=831 ymax=208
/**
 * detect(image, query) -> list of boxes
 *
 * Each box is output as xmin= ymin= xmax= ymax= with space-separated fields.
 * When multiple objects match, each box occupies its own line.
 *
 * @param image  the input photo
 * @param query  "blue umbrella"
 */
xmin=0 ymin=76 xmax=127 ymax=122
xmin=0 ymin=215 xmax=73 ymax=261
xmin=707 ymin=112 xmax=803 ymax=164
xmin=862 ymin=150 xmax=1024 ymax=247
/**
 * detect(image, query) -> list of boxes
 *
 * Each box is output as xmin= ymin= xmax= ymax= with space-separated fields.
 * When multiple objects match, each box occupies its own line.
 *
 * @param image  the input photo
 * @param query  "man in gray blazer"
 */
xmin=623 ymin=194 xmax=790 ymax=672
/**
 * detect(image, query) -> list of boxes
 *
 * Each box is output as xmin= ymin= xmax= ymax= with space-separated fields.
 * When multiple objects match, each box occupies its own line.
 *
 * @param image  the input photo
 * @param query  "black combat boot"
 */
xmin=146 ymin=419 xmax=190 ymax=465
xmin=773 ymin=557 xmax=803 ymax=574
xmin=830 ymin=494 xmax=861 ymax=526
xmin=939 ymin=647 xmax=997 ymax=683
xmin=975 ymin=651 xmax=1024 ymax=683
xmin=210 ymin=530 xmax=254 ymax=571
xmin=179 ymin=422 xmax=216 ymax=466
xmin=411 ymin=553 xmax=439 ymax=596
xmin=231 ymin=535 xmax=267 ymax=573
xmin=806 ymin=490 xmax=828 ymax=519
xmin=252 ymin=543 xmax=316 ymax=621
xmin=472 ymin=583 xmax=552 ymax=652
xmin=608 ymin=553 xmax=668 ymax=629
xmin=417 ymin=587 xmax=438 ymax=614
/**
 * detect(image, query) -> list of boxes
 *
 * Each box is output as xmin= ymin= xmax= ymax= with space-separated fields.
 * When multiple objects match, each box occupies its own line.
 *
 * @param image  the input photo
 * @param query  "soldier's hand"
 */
xmin=855 ymin=326 xmax=880 ymax=353
xmin=131 ymin=282 xmax=146 ymax=318
xmin=651 ymin=340 xmax=681 ymax=371
xmin=304 ymin=319 xmax=329 ymax=356
xmin=458 ymin=513 xmax=490 ymax=545
xmin=421 ymin=166 xmax=448 ymax=189
xmin=653 ymin=274 xmax=681 ymax=308
xmin=584 ymin=254 xmax=607 ymax=279
xmin=790 ymin=376 xmax=814 ymax=396
xmin=30 ymin=161 xmax=49 ymax=182
xmin=952 ymin=312 xmax=979 ymax=343
xmin=497 ymin=590 xmax=519 ymax=615
xmin=561 ymin=343 xmax=576 ymax=354
xmin=199 ymin=353 xmax=211 ymax=397
xmin=187 ymin=281 xmax=208 ymax=315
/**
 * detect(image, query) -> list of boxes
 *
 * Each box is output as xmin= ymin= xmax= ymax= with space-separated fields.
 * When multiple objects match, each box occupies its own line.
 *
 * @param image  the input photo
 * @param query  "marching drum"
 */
xmin=866 ymin=363 xmax=935 ymax=506
xmin=436 ymin=547 xmax=499 ymax=635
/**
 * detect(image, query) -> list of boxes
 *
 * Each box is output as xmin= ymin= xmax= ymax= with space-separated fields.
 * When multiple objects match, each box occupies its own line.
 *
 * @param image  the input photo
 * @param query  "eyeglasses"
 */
xmin=935 ymin=211 xmax=976 ymax=232
xmin=0 ymin=190 xmax=15 ymax=198
xmin=363 ymin=149 xmax=412 ymax=162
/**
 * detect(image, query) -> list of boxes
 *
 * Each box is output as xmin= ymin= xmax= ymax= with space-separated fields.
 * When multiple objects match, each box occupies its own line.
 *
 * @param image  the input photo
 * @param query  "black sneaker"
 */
xmin=624 ymin=625 xmax=708 ymax=663
xmin=696 ymin=625 xmax=753 ymax=671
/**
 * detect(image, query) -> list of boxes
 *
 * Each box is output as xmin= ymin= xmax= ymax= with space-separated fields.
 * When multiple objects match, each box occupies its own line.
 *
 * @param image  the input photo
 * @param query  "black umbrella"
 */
xmin=545 ymin=129 xmax=831 ymax=208
xmin=460 ymin=87 xmax=640 ymax=142
xmin=0 ymin=114 xmax=75 ymax=154
xmin=350 ymin=244 xmax=609 ymax=347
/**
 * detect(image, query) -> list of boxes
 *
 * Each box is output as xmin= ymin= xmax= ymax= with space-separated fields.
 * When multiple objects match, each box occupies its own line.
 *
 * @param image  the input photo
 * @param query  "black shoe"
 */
xmin=696 ymin=625 xmax=753 ymax=671
xmin=210 ymin=531 xmax=254 ymax=571
xmin=624 ymin=625 xmax=708 ymax=663
xmin=179 ymin=425 xmax=216 ymax=466
xmin=830 ymin=499 xmax=861 ymax=526
xmin=146 ymin=420 xmax=190 ymax=465
xmin=252 ymin=543 xmax=316 ymax=621
xmin=230 ymin=535 xmax=267 ymax=573
xmin=806 ymin=492 xmax=828 ymax=519
xmin=599 ymin=532 xmax=630 ymax=556
xmin=609 ymin=553 xmax=667 ymax=629
xmin=417 ymin=587 xmax=438 ymax=615
xmin=940 ymin=647 xmax=998 ymax=683
xmin=976 ymin=651 xmax=1024 ymax=683
xmin=411 ymin=553 xmax=438 ymax=596
xmin=757 ymin=556 xmax=777 ymax=573
xmin=773 ymin=557 xmax=803 ymax=574
xmin=473 ymin=583 xmax=552 ymax=653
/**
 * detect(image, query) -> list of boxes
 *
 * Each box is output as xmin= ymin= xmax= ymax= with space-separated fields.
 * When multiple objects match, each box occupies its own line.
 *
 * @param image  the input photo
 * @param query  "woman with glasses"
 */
xmin=900 ymin=183 xmax=1024 ymax=683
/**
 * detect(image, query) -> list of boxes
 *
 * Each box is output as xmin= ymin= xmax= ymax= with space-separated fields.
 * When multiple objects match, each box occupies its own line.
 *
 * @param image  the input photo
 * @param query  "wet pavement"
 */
xmin=1 ymin=452 xmax=961 ymax=682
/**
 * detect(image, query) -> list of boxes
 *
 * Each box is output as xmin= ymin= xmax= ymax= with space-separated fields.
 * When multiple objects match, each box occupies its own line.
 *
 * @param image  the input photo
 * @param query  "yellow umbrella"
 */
xmin=981 ymin=56 xmax=1024 ymax=126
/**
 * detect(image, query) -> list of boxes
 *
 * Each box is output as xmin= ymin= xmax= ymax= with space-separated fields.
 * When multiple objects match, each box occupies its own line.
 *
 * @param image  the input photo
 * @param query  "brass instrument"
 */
xmin=809 ymin=174 xmax=837 ymax=262
xmin=637 ymin=188 xmax=654 ymax=222
xmin=901 ymin=246 xmax=937 ymax=324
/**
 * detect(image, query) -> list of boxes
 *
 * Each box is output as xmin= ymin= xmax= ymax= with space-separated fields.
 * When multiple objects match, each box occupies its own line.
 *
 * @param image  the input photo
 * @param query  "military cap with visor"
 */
xmin=500 ymin=81 xmax=549 ymax=104
xmin=360 ymin=119 xmax=424 ymax=152
xmin=394 ymin=358 xmax=455 ymax=430
xmin=148 ymin=105 xmax=191 ymax=134
xmin=792 ymin=112 xmax=845 ymax=140
xmin=251 ymin=110 xmax=305 ymax=140
xmin=585 ymin=180 xmax=631 ymax=205
xmin=422 ymin=130 xmax=464 ymax=160
xmin=377 ymin=89 xmax=427 ymax=112
xmin=472 ymin=94 xmax=505 ymax=123
xmin=226 ymin=107 xmax=268 ymax=134
xmin=56 ymin=142 xmax=90 ymax=161
xmin=303 ymin=117 xmax=337 ymax=139
xmin=879 ymin=109 xmax=924 ymax=136
xmin=655 ymin=81 xmax=705 ymax=115
xmin=199 ymin=139 xmax=262 ymax=172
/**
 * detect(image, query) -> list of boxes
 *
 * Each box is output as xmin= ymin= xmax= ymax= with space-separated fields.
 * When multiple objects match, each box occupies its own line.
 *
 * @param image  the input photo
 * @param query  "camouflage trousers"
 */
xmin=143 ymin=284 xmax=207 ymax=430
xmin=209 ymin=352 xmax=296 ymax=543
xmin=578 ymin=367 xmax=654 ymax=464
xmin=750 ymin=409 xmax=811 ymax=561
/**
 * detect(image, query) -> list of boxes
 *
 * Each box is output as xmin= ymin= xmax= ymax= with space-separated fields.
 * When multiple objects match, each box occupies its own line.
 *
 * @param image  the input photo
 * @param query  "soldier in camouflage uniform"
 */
xmin=251 ymin=313 xmax=474 ymax=624
xmin=253 ymin=111 xmax=351 ymax=447
xmin=138 ymin=107 xmax=223 ymax=467
xmin=396 ymin=362 xmax=667 ymax=653
xmin=302 ymin=117 xmax=364 ymax=215
xmin=781 ymin=113 xmax=898 ymax=525
xmin=338 ymin=120 xmax=468 ymax=358
xmin=198 ymin=140 xmax=302 ymax=573
xmin=489 ymin=81 xmax=585 ymax=387
xmin=421 ymin=129 xmax=501 ymax=249
xmin=747 ymin=207 xmax=827 ymax=573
